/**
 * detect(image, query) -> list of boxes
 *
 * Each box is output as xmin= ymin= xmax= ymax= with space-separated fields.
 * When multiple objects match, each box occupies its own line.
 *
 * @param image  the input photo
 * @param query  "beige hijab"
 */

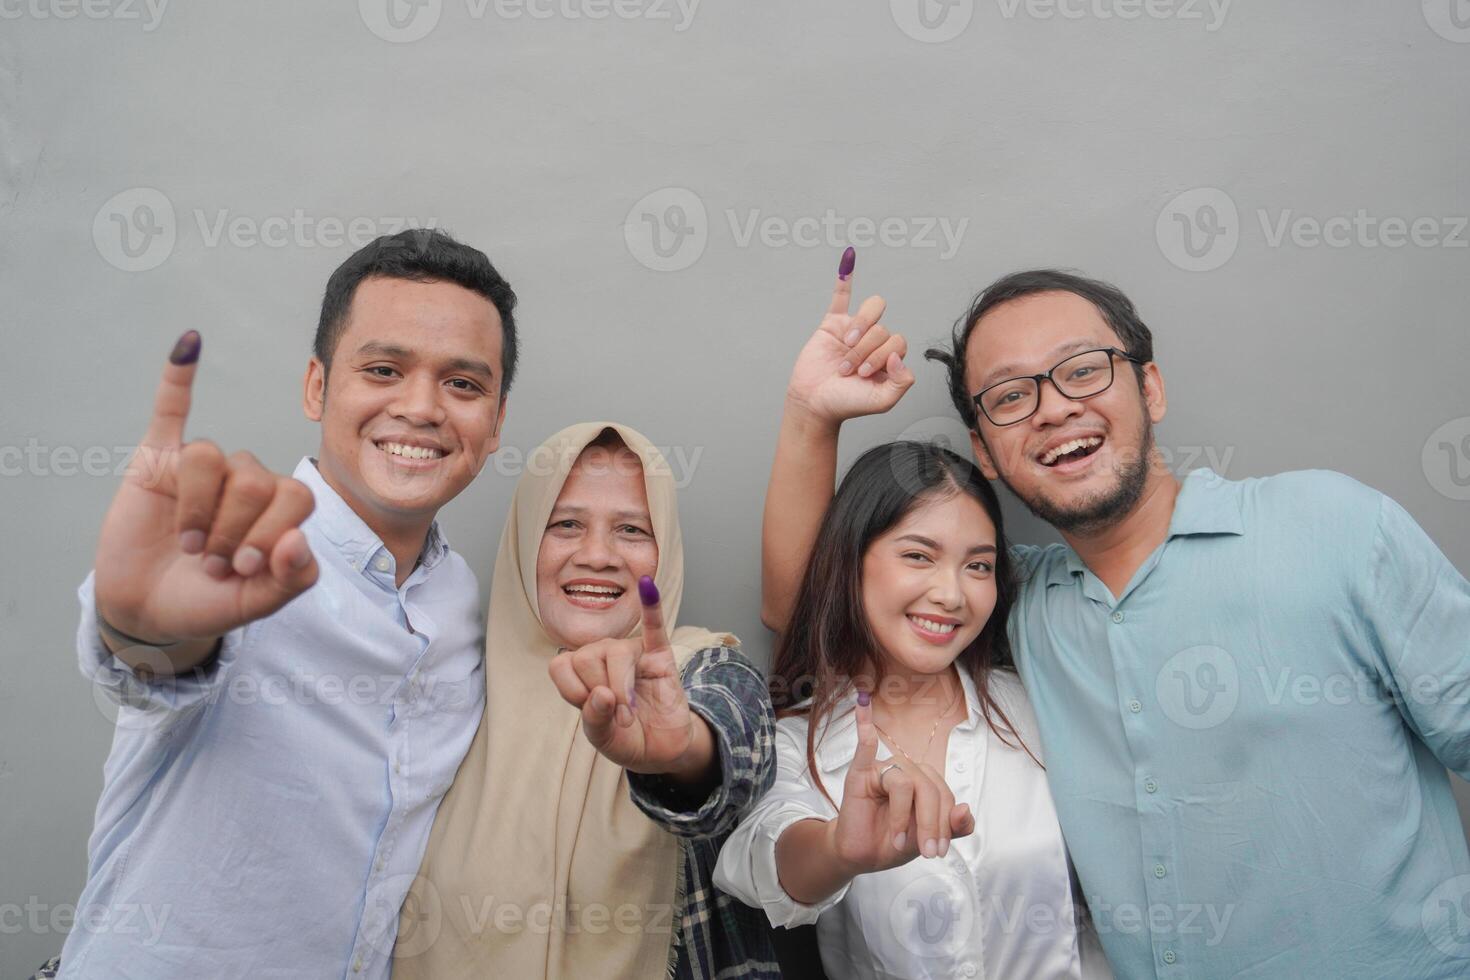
xmin=394 ymin=422 xmax=735 ymax=980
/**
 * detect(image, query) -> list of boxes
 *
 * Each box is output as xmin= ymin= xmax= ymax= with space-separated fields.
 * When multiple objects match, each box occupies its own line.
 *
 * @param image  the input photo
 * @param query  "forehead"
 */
xmin=884 ymin=491 xmax=996 ymax=545
xmin=338 ymin=276 xmax=504 ymax=362
xmin=964 ymin=290 xmax=1123 ymax=391
xmin=554 ymin=447 xmax=650 ymax=508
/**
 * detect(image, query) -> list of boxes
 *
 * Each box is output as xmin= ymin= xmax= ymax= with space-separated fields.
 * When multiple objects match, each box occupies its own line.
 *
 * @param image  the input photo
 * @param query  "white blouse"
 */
xmin=714 ymin=668 xmax=1112 ymax=980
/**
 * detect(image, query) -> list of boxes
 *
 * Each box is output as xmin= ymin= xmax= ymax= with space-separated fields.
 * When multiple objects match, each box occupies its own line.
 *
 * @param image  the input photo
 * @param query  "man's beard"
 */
xmin=997 ymin=418 xmax=1155 ymax=537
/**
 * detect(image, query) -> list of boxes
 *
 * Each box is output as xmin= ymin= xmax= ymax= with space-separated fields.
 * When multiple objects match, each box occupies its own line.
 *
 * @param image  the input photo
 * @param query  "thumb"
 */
xmin=885 ymin=352 xmax=915 ymax=396
xmin=581 ymin=687 xmax=620 ymax=751
xmin=950 ymin=802 xmax=975 ymax=838
xmin=240 ymin=528 xmax=318 ymax=620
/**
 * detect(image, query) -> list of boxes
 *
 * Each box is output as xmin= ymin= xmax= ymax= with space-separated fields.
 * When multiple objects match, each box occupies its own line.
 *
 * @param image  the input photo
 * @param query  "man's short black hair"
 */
xmin=925 ymin=269 xmax=1155 ymax=431
xmin=315 ymin=228 xmax=520 ymax=395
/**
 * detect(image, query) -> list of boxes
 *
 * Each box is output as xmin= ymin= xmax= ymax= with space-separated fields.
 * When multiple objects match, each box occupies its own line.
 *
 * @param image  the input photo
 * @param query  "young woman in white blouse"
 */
xmin=714 ymin=438 xmax=1111 ymax=980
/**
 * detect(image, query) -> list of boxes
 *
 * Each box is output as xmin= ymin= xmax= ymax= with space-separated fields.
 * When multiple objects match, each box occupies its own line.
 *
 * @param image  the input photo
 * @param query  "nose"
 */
xmin=926 ymin=565 xmax=964 ymax=612
xmin=1030 ymin=376 xmax=1085 ymax=429
xmin=573 ymin=525 xmax=623 ymax=571
xmin=389 ymin=372 xmax=448 ymax=427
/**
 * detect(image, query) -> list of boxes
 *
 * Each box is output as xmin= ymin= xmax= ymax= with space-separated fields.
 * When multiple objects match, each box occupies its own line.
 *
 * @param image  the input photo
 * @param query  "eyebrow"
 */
xmin=976 ymin=339 xmax=1101 ymax=391
xmin=895 ymin=533 xmax=997 ymax=556
xmin=354 ymin=340 xmax=497 ymax=382
xmin=549 ymin=504 xmax=653 ymax=524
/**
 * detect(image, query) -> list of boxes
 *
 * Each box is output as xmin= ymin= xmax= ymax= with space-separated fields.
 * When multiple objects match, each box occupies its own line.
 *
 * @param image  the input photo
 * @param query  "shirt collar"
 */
xmin=291 ymin=456 xmax=450 ymax=575
xmin=1045 ymin=467 xmax=1245 ymax=586
xmin=813 ymin=666 xmax=983 ymax=774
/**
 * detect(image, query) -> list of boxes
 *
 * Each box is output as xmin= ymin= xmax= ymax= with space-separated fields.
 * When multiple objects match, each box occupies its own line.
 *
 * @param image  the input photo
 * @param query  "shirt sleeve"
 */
xmin=712 ymin=719 xmax=850 ymax=928
xmin=626 ymin=645 xmax=777 ymax=840
xmin=77 ymin=570 xmax=241 ymax=727
xmin=1360 ymin=494 xmax=1470 ymax=779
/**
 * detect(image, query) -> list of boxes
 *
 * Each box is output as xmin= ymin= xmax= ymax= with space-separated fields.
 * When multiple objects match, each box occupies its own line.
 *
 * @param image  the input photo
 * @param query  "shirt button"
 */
xmin=393 ymin=762 xmax=402 ymax=775
xmin=374 ymin=555 xmax=390 ymax=572
xmin=375 ymin=858 xmax=385 ymax=872
xmin=961 ymin=964 xmax=977 ymax=977
xmin=1129 ymin=699 xmax=1143 ymax=713
xmin=1162 ymin=949 xmax=1177 ymax=964
xmin=1144 ymin=779 xmax=1158 ymax=793
xmin=1111 ymin=610 xmax=1125 ymax=624
xmin=352 ymin=958 xmax=363 ymax=973
xmin=955 ymin=760 xmax=967 ymax=772
xmin=1154 ymin=864 xmax=1167 ymax=878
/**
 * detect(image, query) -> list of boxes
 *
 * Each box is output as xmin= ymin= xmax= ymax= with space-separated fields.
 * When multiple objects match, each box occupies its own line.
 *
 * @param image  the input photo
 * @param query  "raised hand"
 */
xmin=786 ymin=247 xmax=916 ymax=425
xmin=826 ymin=691 xmax=975 ymax=874
xmin=547 ymin=576 xmax=714 ymax=781
xmin=92 ymin=331 xmax=319 ymax=668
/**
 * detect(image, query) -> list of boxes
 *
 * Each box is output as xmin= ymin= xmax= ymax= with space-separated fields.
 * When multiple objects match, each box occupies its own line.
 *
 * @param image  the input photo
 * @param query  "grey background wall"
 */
xmin=2 ymin=1 xmax=1467 ymax=972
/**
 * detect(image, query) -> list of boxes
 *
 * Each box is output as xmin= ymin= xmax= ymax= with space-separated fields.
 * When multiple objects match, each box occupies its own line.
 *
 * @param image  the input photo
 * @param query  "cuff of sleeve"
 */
xmin=78 ymin=571 xmax=237 ymax=721
xmin=626 ymin=699 xmax=732 ymax=833
xmin=744 ymin=804 xmax=850 ymax=928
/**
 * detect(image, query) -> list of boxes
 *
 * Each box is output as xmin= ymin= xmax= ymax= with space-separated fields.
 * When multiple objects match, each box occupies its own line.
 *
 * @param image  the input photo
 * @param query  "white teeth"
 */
xmin=909 ymin=615 xmax=957 ymax=635
xmin=379 ymin=441 xmax=444 ymax=460
xmin=1041 ymin=436 xmax=1102 ymax=466
xmin=565 ymin=585 xmax=623 ymax=596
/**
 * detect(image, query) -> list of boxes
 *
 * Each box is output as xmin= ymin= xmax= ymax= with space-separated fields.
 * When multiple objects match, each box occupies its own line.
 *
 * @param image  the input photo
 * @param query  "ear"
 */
xmin=969 ymin=428 xmax=1000 ymax=481
xmin=303 ymin=357 xmax=326 ymax=422
xmin=1141 ymin=363 xmax=1167 ymax=425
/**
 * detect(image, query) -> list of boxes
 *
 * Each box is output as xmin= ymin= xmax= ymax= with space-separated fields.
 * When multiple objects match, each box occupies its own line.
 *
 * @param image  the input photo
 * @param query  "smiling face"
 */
xmin=964 ymin=290 xmax=1167 ymax=535
xmin=536 ymin=443 xmax=660 ymax=650
xmin=860 ymin=490 xmax=999 ymax=679
xmin=304 ymin=275 xmax=507 ymax=530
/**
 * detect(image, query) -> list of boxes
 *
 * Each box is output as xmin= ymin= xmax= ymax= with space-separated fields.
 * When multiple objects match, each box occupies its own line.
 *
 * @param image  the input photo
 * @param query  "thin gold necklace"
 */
xmin=871 ymin=674 xmax=962 ymax=768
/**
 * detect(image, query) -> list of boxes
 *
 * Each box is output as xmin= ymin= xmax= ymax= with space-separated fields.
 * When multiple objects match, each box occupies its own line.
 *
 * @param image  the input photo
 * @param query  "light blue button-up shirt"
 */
xmin=60 ymin=457 xmax=484 ymax=980
xmin=1011 ymin=467 xmax=1470 ymax=979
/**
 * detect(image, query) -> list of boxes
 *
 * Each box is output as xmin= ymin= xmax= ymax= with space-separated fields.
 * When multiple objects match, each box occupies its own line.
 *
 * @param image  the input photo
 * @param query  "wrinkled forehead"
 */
xmin=552 ymin=445 xmax=651 ymax=512
xmin=963 ymin=290 xmax=1125 ymax=392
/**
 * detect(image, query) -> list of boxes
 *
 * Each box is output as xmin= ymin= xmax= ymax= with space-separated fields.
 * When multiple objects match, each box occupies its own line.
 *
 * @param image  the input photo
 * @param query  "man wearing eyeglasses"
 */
xmin=762 ymin=260 xmax=1470 ymax=978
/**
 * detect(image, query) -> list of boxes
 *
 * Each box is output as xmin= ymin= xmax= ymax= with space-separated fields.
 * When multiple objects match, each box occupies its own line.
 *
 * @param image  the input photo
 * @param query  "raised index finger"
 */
xmin=826 ymin=246 xmax=856 ymax=317
xmin=637 ymin=575 xmax=671 ymax=655
xmin=143 ymin=330 xmax=202 ymax=450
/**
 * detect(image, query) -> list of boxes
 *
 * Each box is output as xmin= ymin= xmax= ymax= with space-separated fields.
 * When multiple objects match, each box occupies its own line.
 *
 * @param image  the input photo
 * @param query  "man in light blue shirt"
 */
xmin=58 ymin=229 xmax=517 ymax=979
xmin=763 ymin=258 xmax=1470 ymax=978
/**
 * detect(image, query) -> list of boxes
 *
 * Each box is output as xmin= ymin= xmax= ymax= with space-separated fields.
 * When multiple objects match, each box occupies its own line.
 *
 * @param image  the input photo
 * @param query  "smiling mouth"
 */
xmin=907 ymin=614 xmax=959 ymax=643
xmin=1040 ymin=435 xmax=1104 ymax=467
xmin=562 ymin=584 xmax=626 ymax=609
xmin=375 ymin=440 xmax=446 ymax=462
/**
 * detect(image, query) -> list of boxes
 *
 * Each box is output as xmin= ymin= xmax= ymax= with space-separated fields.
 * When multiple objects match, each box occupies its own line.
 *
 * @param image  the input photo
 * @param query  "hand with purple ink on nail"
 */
xmin=785 ymin=247 xmax=915 ymax=427
xmin=91 ymin=331 xmax=320 ymax=675
xmin=547 ymin=576 xmax=717 ymax=787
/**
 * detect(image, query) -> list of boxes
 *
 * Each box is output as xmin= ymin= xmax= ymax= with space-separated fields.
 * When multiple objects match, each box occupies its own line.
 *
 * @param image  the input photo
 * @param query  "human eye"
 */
xmin=902 ymin=551 xmax=932 ymax=563
xmin=446 ymin=377 xmax=483 ymax=393
xmin=619 ymin=524 xmax=651 ymax=537
xmin=364 ymin=365 xmax=399 ymax=379
xmin=968 ymin=559 xmax=994 ymax=574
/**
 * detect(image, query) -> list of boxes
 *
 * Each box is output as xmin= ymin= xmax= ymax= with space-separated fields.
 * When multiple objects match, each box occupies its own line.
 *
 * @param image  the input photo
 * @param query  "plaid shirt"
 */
xmin=627 ymin=645 xmax=783 ymax=980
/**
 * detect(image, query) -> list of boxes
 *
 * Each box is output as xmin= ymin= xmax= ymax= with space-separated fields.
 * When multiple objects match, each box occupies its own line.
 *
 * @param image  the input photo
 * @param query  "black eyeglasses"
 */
xmin=972 ymin=347 xmax=1146 ymax=426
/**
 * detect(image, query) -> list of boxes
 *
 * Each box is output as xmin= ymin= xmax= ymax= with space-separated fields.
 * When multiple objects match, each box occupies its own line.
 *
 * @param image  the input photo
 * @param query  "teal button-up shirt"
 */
xmin=1011 ymin=467 xmax=1470 ymax=978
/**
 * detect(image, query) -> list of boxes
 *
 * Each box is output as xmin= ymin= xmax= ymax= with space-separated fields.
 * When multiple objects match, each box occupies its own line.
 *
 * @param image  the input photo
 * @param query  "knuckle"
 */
xmin=182 ymin=439 xmax=224 ymax=466
xmin=277 ymin=478 xmax=314 ymax=513
xmin=226 ymin=449 xmax=262 ymax=469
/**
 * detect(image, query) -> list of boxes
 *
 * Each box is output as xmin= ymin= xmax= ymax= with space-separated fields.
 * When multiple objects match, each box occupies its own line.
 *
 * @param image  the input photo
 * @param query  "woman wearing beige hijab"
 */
xmin=393 ymin=422 xmax=781 ymax=979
